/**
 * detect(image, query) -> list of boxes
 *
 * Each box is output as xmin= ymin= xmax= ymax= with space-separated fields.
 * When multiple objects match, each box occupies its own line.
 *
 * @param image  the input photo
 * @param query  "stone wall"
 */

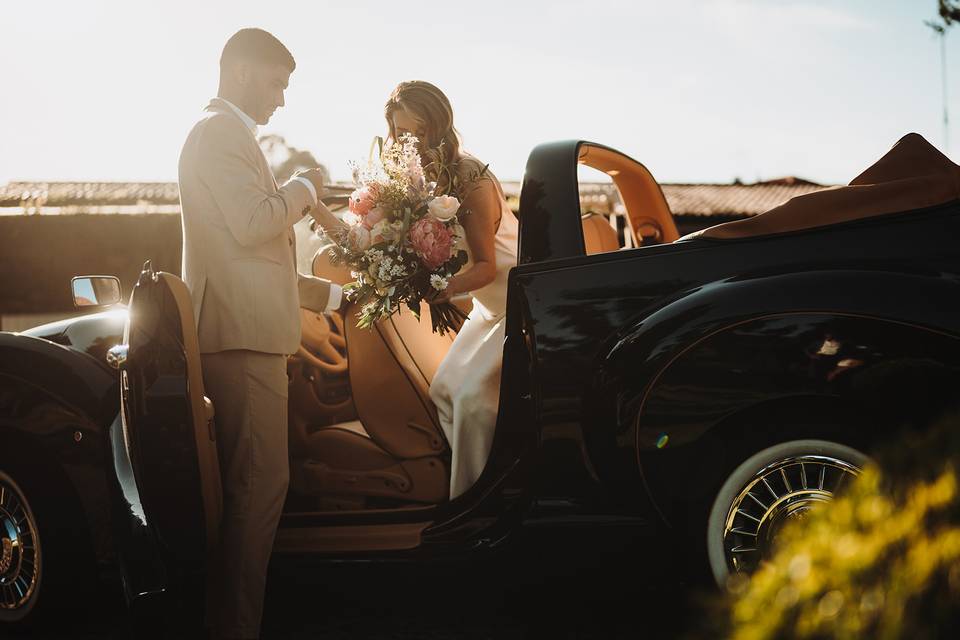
xmin=0 ymin=211 xmax=729 ymax=316
xmin=0 ymin=214 xmax=182 ymax=313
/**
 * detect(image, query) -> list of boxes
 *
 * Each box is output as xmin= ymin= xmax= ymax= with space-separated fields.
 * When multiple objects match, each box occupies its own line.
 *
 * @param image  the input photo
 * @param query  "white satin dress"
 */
xmin=429 ymin=176 xmax=519 ymax=499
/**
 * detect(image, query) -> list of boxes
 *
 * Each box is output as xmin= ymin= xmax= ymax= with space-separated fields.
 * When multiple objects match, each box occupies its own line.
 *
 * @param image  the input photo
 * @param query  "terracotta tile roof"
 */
xmin=0 ymin=181 xmax=180 ymax=207
xmin=754 ymin=176 xmax=822 ymax=186
xmin=0 ymin=179 xmax=833 ymax=218
xmin=660 ymin=183 xmax=829 ymax=216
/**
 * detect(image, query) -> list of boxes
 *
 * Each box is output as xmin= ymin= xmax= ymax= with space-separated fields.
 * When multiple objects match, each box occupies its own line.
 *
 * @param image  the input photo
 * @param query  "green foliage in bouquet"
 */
xmin=715 ymin=412 xmax=960 ymax=640
xmin=333 ymin=243 xmax=470 ymax=333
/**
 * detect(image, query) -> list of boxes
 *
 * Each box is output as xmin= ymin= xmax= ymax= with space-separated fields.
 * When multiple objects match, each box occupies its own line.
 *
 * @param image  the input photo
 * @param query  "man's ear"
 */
xmin=234 ymin=60 xmax=251 ymax=87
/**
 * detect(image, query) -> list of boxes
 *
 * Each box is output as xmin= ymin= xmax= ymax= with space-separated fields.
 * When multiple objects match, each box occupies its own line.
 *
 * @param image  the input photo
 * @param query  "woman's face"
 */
xmin=391 ymin=106 xmax=428 ymax=148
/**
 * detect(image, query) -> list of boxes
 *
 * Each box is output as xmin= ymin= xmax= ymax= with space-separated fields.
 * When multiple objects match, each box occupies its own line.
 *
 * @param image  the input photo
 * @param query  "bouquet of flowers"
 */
xmin=323 ymin=134 xmax=471 ymax=334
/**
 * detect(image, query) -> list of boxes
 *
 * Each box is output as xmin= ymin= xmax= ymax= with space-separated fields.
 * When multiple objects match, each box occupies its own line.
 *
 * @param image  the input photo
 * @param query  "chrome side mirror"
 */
xmin=72 ymin=276 xmax=122 ymax=309
xmin=106 ymin=344 xmax=128 ymax=370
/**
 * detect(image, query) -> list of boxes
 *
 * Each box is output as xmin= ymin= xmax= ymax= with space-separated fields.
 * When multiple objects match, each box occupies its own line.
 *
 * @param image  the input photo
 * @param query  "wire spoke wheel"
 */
xmin=0 ymin=472 xmax=42 ymax=620
xmin=723 ymin=455 xmax=861 ymax=575
xmin=707 ymin=439 xmax=870 ymax=587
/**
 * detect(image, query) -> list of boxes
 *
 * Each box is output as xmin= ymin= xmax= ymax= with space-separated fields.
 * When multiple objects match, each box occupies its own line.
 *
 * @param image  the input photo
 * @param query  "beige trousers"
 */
xmin=201 ymin=350 xmax=289 ymax=640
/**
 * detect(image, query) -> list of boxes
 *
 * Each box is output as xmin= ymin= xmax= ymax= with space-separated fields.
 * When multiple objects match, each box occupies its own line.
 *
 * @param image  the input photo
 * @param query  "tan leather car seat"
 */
xmin=344 ymin=303 xmax=453 ymax=457
xmin=288 ymin=246 xmax=452 ymax=506
xmin=581 ymin=212 xmax=620 ymax=254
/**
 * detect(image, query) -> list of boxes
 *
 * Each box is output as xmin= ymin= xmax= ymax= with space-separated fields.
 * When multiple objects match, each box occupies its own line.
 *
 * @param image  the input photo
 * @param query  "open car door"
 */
xmin=117 ymin=262 xmax=222 ymax=565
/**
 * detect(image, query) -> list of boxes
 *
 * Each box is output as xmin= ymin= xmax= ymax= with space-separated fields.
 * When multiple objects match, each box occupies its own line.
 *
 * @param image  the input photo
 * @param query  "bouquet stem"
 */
xmin=429 ymin=302 xmax=469 ymax=335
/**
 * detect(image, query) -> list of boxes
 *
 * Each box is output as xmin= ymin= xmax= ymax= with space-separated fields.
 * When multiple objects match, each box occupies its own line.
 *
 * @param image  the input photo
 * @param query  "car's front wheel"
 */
xmin=0 ymin=453 xmax=96 ymax=631
xmin=0 ymin=468 xmax=43 ymax=624
xmin=706 ymin=439 xmax=870 ymax=587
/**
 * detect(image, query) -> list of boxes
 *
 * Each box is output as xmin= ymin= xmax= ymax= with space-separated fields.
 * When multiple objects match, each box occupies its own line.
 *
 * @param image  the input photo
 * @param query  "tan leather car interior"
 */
xmin=288 ymin=209 xmax=626 ymax=510
xmin=287 ymin=246 xmax=454 ymax=509
xmin=578 ymin=143 xmax=679 ymax=246
xmin=159 ymin=272 xmax=223 ymax=545
xmin=581 ymin=212 xmax=620 ymax=254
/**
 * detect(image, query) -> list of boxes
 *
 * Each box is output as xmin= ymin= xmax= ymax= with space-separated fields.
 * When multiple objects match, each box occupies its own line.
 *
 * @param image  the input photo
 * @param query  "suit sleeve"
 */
xmin=197 ymin=120 xmax=313 ymax=247
xmin=297 ymin=273 xmax=340 ymax=313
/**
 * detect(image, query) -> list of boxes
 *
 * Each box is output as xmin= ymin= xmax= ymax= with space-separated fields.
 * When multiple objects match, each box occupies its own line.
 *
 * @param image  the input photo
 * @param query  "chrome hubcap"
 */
xmin=723 ymin=455 xmax=861 ymax=575
xmin=0 ymin=478 xmax=40 ymax=612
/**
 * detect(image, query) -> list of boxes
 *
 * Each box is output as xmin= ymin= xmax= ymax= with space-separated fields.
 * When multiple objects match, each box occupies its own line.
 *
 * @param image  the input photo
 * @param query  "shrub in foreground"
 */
xmin=721 ymin=413 xmax=960 ymax=639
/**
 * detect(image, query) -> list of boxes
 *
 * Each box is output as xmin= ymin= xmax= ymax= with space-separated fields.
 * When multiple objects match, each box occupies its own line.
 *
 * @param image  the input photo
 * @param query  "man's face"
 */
xmin=240 ymin=61 xmax=291 ymax=125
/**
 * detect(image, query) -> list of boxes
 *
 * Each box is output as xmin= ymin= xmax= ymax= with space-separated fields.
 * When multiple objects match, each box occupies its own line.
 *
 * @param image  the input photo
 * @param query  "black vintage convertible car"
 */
xmin=2 ymin=133 xmax=959 ymax=625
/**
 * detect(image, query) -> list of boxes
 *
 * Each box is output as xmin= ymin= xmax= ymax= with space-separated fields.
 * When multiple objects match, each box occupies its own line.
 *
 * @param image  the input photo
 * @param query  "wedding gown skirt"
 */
xmin=429 ymin=303 xmax=506 ymax=499
xmin=429 ymin=177 xmax=518 ymax=499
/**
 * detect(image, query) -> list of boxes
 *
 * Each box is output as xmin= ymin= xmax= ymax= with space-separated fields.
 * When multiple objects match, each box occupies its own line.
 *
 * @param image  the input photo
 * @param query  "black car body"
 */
xmin=2 ymin=134 xmax=959 ymax=624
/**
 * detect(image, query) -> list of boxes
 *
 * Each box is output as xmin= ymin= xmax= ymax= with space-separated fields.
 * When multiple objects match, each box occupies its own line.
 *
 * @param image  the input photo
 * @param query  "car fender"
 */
xmin=0 ymin=332 xmax=120 ymax=562
xmin=0 ymin=332 xmax=118 ymax=426
xmin=594 ymin=269 xmax=960 ymax=523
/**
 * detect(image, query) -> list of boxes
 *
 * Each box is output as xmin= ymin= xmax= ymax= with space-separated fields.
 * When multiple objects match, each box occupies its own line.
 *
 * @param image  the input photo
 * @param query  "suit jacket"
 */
xmin=178 ymin=98 xmax=333 ymax=354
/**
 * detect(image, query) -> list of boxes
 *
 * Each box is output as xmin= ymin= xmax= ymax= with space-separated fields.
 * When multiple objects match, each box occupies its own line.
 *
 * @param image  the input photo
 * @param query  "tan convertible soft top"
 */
xmin=687 ymin=133 xmax=960 ymax=240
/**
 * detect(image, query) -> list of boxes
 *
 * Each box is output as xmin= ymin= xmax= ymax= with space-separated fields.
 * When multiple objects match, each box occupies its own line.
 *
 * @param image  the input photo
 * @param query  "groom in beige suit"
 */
xmin=178 ymin=28 xmax=339 ymax=640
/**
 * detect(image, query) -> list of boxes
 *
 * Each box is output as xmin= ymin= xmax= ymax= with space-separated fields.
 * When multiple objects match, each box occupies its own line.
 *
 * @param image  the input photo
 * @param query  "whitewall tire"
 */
xmin=0 ymin=469 xmax=43 ymax=623
xmin=706 ymin=439 xmax=870 ymax=588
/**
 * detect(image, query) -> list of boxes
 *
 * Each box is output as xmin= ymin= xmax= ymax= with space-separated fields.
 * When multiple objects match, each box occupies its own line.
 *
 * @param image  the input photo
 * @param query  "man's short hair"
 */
xmin=220 ymin=28 xmax=295 ymax=72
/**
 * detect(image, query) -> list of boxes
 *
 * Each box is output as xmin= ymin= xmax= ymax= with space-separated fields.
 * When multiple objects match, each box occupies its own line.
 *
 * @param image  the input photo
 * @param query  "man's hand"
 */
xmin=294 ymin=168 xmax=327 ymax=198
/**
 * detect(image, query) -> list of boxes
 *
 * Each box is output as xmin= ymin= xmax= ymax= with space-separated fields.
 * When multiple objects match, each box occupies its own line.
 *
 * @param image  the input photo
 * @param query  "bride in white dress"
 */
xmin=385 ymin=81 xmax=519 ymax=499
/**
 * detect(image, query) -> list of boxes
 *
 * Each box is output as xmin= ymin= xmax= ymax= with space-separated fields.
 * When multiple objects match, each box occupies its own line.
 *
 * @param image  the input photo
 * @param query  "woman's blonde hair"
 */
xmin=384 ymin=80 xmax=485 ymax=195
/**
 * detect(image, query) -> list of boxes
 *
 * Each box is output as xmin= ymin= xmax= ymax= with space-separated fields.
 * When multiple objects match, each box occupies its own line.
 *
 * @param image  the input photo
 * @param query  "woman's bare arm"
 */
xmin=309 ymin=200 xmax=349 ymax=237
xmin=430 ymin=179 xmax=499 ymax=303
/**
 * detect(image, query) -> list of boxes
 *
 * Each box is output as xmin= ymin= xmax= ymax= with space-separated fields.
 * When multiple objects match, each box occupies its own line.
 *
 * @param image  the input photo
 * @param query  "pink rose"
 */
xmin=408 ymin=216 xmax=454 ymax=269
xmin=362 ymin=206 xmax=385 ymax=229
xmin=348 ymin=183 xmax=381 ymax=217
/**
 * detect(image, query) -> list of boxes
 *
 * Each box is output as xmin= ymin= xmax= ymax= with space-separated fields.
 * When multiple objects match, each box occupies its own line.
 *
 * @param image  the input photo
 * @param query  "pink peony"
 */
xmin=348 ymin=183 xmax=381 ymax=217
xmin=408 ymin=217 xmax=454 ymax=269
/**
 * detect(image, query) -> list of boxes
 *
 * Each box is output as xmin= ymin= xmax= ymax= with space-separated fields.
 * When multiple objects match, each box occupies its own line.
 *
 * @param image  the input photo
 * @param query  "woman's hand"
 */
xmin=426 ymin=276 xmax=459 ymax=305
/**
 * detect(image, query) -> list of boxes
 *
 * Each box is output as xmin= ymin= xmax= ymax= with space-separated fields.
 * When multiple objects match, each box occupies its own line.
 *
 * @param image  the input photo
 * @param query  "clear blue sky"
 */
xmin=1 ymin=0 xmax=956 ymax=185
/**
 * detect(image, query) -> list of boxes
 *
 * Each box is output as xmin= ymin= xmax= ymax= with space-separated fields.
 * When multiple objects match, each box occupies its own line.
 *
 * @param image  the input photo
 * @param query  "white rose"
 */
xmin=427 ymin=195 xmax=460 ymax=221
xmin=347 ymin=225 xmax=371 ymax=251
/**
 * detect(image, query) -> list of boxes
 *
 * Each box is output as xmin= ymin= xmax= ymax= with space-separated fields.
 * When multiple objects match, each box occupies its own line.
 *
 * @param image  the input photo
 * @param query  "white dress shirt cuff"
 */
xmin=326 ymin=284 xmax=343 ymax=312
xmin=294 ymin=177 xmax=318 ymax=205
